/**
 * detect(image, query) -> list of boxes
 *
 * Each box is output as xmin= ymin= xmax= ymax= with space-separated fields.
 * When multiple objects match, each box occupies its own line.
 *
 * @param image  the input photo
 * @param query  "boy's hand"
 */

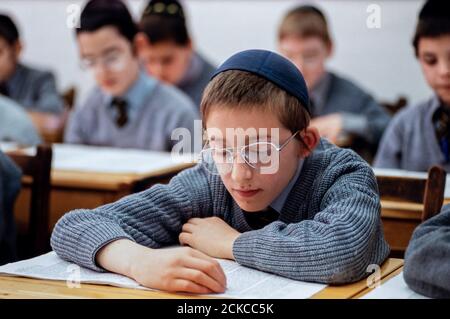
xmin=96 ymin=239 xmax=226 ymax=294
xmin=310 ymin=113 xmax=343 ymax=144
xmin=179 ymin=217 xmax=241 ymax=260
xmin=130 ymin=246 xmax=227 ymax=294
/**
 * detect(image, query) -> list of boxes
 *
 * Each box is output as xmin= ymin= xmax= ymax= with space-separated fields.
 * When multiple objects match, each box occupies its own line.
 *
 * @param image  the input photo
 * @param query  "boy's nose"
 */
xmin=438 ymin=60 xmax=450 ymax=77
xmin=230 ymin=161 xmax=252 ymax=182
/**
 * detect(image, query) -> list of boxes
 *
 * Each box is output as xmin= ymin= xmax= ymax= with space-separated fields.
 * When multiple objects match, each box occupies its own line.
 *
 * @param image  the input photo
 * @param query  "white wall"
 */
xmin=0 ymin=0 xmax=432 ymax=106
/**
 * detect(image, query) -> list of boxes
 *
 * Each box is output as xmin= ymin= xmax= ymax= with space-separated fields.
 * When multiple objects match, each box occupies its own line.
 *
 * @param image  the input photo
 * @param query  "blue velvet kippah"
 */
xmin=211 ymin=49 xmax=310 ymax=114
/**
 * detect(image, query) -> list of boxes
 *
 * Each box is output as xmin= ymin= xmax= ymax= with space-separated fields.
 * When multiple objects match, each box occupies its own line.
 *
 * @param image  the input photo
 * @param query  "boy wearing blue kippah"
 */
xmin=51 ymin=49 xmax=389 ymax=294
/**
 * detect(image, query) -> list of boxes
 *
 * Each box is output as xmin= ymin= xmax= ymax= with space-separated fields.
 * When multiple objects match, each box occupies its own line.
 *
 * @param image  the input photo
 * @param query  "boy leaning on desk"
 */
xmin=51 ymin=49 xmax=389 ymax=295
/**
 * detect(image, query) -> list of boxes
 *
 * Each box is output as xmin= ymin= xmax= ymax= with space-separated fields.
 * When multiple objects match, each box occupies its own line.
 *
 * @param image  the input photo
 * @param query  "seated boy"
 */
xmin=404 ymin=203 xmax=450 ymax=298
xmin=374 ymin=0 xmax=450 ymax=171
xmin=0 ymin=94 xmax=42 ymax=145
xmin=0 ymin=14 xmax=64 ymax=114
xmin=277 ymin=5 xmax=390 ymax=158
xmin=136 ymin=0 xmax=216 ymax=108
xmin=64 ymin=0 xmax=198 ymax=151
xmin=0 ymin=150 xmax=22 ymax=265
xmin=51 ymin=49 xmax=389 ymax=294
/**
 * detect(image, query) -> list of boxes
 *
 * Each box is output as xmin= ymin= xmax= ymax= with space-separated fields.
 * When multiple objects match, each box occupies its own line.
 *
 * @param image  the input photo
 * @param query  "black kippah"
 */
xmin=419 ymin=0 xmax=450 ymax=20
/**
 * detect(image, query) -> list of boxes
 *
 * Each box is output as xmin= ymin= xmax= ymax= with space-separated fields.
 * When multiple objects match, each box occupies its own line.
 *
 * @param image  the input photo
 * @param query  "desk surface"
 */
xmin=0 ymin=258 xmax=403 ymax=299
xmin=5 ymin=143 xmax=195 ymax=191
xmin=49 ymin=163 xmax=193 ymax=191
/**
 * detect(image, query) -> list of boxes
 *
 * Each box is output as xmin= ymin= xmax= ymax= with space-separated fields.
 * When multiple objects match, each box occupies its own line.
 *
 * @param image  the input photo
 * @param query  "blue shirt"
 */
xmin=270 ymin=159 xmax=304 ymax=213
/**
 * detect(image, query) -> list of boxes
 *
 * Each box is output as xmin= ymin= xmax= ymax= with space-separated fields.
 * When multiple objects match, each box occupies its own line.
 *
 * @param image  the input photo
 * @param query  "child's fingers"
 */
xmin=177 ymin=268 xmax=225 ymax=293
xmin=186 ymin=217 xmax=202 ymax=225
xmin=179 ymin=232 xmax=192 ymax=246
xmin=181 ymin=223 xmax=195 ymax=233
xmin=185 ymin=253 xmax=227 ymax=287
xmin=171 ymin=279 xmax=213 ymax=294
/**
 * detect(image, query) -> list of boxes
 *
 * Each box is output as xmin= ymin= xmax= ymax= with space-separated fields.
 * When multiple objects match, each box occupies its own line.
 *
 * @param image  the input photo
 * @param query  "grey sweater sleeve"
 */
xmin=233 ymin=155 xmax=387 ymax=284
xmin=33 ymin=71 xmax=65 ymax=114
xmin=373 ymin=111 xmax=404 ymax=168
xmin=51 ymin=165 xmax=212 ymax=271
xmin=403 ymin=204 xmax=450 ymax=298
xmin=51 ymin=152 xmax=387 ymax=284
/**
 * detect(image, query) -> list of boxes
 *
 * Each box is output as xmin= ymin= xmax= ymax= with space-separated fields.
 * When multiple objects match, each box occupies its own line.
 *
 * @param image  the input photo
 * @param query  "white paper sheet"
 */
xmin=51 ymin=144 xmax=195 ymax=174
xmin=0 ymin=252 xmax=326 ymax=299
xmin=373 ymin=168 xmax=450 ymax=198
xmin=361 ymin=272 xmax=429 ymax=299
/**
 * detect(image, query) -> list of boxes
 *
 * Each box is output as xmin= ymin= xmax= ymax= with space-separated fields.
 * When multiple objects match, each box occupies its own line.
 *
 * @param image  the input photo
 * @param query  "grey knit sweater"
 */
xmin=403 ymin=203 xmax=450 ymax=298
xmin=51 ymin=139 xmax=390 ymax=284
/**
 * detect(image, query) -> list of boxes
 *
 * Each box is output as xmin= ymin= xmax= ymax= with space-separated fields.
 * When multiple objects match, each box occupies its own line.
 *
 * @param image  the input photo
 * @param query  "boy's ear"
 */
xmin=298 ymin=126 xmax=320 ymax=158
xmin=325 ymin=41 xmax=333 ymax=59
xmin=134 ymin=32 xmax=150 ymax=52
xmin=13 ymin=40 xmax=22 ymax=59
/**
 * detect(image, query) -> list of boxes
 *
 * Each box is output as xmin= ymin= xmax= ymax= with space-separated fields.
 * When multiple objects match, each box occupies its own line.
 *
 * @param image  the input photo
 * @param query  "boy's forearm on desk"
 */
xmin=96 ymin=239 xmax=151 ymax=279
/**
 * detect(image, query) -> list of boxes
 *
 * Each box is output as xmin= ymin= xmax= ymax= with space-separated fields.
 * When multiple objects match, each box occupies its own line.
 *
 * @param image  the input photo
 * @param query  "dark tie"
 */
xmin=0 ymin=83 xmax=9 ymax=97
xmin=243 ymin=206 xmax=279 ymax=230
xmin=433 ymin=105 xmax=450 ymax=161
xmin=111 ymin=97 xmax=128 ymax=127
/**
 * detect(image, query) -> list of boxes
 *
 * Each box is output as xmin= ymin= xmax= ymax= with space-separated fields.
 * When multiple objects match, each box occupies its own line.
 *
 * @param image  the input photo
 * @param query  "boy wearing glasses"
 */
xmin=278 ymin=5 xmax=390 ymax=158
xmin=52 ymin=49 xmax=389 ymax=294
xmin=64 ymin=0 xmax=198 ymax=151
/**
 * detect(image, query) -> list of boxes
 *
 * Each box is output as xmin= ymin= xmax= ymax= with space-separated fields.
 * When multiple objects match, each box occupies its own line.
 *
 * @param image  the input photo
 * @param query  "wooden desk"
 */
xmin=380 ymin=200 xmax=423 ymax=255
xmin=11 ymin=145 xmax=195 ymax=235
xmin=354 ymin=267 xmax=404 ymax=299
xmin=311 ymin=258 xmax=403 ymax=299
xmin=0 ymin=259 xmax=403 ymax=299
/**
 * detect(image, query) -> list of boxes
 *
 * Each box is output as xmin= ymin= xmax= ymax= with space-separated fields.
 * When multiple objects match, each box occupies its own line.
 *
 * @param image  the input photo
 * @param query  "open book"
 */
xmin=361 ymin=272 xmax=428 ymax=299
xmin=0 ymin=252 xmax=326 ymax=299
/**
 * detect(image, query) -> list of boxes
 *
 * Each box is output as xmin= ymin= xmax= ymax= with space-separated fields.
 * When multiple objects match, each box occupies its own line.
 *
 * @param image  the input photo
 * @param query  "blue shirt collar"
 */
xmin=106 ymin=71 xmax=157 ymax=121
xmin=270 ymin=159 xmax=304 ymax=213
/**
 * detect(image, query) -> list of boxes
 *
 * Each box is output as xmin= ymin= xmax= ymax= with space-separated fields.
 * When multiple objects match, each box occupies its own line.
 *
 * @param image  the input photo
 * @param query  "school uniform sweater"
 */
xmin=1 ymin=63 xmax=64 ymax=114
xmin=176 ymin=52 xmax=216 ymax=108
xmin=51 ymin=139 xmax=390 ymax=284
xmin=64 ymin=72 xmax=198 ymax=151
xmin=374 ymin=95 xmax=450 ymax=172
xmin=310 ymin=72 xmax=391 ymax=145
xmin=404 ymin=203 xmax=450 ymax=298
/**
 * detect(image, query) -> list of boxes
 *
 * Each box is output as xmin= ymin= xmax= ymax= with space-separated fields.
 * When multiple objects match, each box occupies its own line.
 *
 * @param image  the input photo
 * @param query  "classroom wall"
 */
xmin=0 ymin=0 xmax=431 ymax=107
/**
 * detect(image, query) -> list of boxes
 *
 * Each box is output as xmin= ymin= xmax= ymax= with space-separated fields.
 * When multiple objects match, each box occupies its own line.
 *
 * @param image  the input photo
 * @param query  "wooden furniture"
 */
xmin=380 ymin=96 xmax=408 ymax=115
xmin=0 ymin=258 xmax=403 ymax=299
xmin=8 ymin=145 xmax=53 ymax=258
xmin=354 ymin=266 xmax=404 ymax=299
xmin=11 ymin=145 xmax=195 ymax=236
xmin=378 ymin=165 xmax=446 ymax=257
xmin=26 ymin=86 xmax=77 ymax=144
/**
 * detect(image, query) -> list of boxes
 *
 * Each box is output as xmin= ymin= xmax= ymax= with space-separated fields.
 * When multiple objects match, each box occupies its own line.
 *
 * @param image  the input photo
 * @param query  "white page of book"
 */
xmin=361 ymin=272 xmax=429 ymax=299
xmin=51 ymin=144 xmax=195 ymax=174
xmin=0 ymin=251 xmax=326 ymax=299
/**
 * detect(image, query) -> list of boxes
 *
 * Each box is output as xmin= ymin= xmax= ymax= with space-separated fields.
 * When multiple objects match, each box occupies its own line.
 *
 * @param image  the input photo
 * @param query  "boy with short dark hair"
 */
xmin=136 ymin=0 xmax=216 ymax=108
xmin=374 ymin=0 xmax=450 ymax=171
xmin=278 ymin=5 xmax=390 ymax=158
xmin=0 ymin=14 xmax=64 ymax=114
xmin=64 ymin=0 xmax=198 ymax=151
xmin=52 ymin=49 xmax=389 ymax=294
